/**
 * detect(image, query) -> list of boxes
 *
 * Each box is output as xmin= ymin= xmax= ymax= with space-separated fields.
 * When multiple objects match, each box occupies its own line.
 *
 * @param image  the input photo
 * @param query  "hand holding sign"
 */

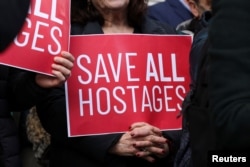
xmin=35 ymin=51 xmax=74 ymax=88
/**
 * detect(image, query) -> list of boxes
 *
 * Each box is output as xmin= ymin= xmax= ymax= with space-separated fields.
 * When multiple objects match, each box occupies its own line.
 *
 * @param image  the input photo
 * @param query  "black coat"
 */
xmin=0 ymin=66 xmax=21 ymax=167
xmin=0 ymin=66 xmax=50 ymax=167
xmin=36 ymin=17 xmax=181 ymax=167
xmin=208 ymin=0 xmax=250 ymax=150
xmin=0 ymin=0 xmax=30 ymax=51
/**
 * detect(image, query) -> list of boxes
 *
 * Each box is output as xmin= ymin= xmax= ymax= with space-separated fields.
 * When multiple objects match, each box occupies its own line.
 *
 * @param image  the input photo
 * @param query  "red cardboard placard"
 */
xmin=66 ymin=34 xmax=192 ymax=137
xmin=0 ymin=0 xmax=70 ymax=75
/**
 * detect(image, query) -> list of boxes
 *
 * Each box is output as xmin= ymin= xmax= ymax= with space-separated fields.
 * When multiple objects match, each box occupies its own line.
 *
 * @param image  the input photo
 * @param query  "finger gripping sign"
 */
xmin=0 ymin=0 xmax=70 ymax=75
xmin=67 ymin=34 xmax=192 ymax=137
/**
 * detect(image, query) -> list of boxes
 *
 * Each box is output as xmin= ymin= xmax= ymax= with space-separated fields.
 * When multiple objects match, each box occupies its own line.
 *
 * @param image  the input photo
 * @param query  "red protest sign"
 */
xmin=66 ymin=34 xmax=192 ymax=137
xmin=0 ymin=0 xmax=70 ymax=75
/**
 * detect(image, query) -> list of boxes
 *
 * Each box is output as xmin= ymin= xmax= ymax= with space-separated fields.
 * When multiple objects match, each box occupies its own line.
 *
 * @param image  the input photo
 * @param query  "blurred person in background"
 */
xmin=147 ymin=0 xmax=194 ymax=28
xmin=177 ymin=0 xmax=211 ymax=81
xmin=174 ymin=0 xmax=212 ymax=166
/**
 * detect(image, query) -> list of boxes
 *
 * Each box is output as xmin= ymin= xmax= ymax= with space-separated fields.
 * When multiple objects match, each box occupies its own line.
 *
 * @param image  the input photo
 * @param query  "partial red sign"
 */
xmin=66 ymin=34 xmax=192 ymax=137
xmin=0 ymin=0 xmax=70 ymax=75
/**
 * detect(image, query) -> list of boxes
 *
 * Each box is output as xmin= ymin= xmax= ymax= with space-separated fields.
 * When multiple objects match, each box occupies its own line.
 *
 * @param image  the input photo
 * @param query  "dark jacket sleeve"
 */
xmin=208 ymin=0 xmax=250 ymax=149
xmin=7 ymin=68 xmax=51 ymax=111
xmin=162 ymin=130 xmax=181 ymax=161
xmin=36 ymin=86 xmax=123 ymax=163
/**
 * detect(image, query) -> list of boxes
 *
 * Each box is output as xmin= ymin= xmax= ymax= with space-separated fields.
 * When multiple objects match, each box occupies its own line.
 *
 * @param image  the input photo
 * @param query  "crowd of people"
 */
xmin=0 ymin=0 xmax=249 ymax=167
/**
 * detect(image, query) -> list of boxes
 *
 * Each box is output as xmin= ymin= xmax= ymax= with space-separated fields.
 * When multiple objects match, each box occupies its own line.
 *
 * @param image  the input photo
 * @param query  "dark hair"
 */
xmin=71 ymin=0 xmax=148 ymax=28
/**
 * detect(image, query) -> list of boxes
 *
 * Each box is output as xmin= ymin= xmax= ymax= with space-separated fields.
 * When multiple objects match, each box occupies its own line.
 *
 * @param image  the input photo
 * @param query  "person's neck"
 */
xmin=102 ymin=12 xmax=134 ymax=34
